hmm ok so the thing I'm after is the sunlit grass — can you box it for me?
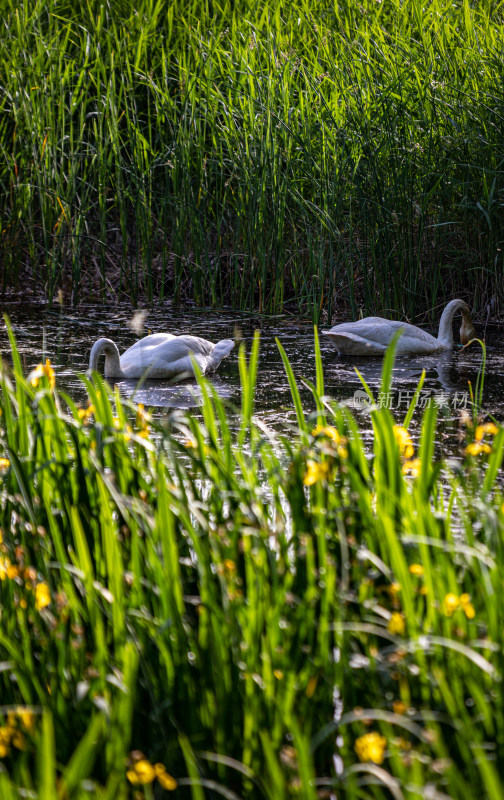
[0,321,503,798]
[1,0,503,316]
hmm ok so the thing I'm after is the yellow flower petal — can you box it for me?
[355,731,387,764]
[442,593,459,616]
[30,359,55,390]
[126,770,139,785]
[136,403,152,426]
[35,583,51,611]
[460,593,476,619]
[475,422,498,441]
[78,404,95,423]
[402,458,421,477]
[131,759,156,784]
[6,565,19,580]
[465,442,491,456]
[16,709,35,734]
[154,764,178,790]
[463,602,475,619]
[387,612,406,636]
[312,425,341,443]
[303,460,331,486]
[393,426,414,460]
[0,558,11,580]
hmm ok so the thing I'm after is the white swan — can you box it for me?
[323,299,476,356]
[89,333,235,379]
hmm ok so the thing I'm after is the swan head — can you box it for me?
[437,299,476,349]
[460,312,476,346]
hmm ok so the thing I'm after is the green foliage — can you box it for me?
[0,326,504,798]
[1,0,503,315]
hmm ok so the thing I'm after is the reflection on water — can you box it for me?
[333,351,456,391]
[116,376,235,409]
[1,304,502,449]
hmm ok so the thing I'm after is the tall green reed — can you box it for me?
[1,0,503,315]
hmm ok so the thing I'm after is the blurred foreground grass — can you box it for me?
[0,326,504,798]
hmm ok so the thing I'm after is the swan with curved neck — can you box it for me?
[323,299,476,356]
[89,333,235,379]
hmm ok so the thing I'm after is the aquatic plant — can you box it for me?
[0,324,504,798]
[1,0,503,318]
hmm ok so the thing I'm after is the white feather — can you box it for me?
[323,300,475,356]
[89,333,234,379]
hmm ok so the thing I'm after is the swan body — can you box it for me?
[89,333,235,379]
[323,299,476,356]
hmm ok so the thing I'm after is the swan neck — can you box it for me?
[89,338,123,377]
[437,300,468,347]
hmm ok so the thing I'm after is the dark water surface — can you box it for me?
[1,304,503,453]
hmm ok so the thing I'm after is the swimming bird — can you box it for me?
[323,299,476,356]
[89,333,235,379]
